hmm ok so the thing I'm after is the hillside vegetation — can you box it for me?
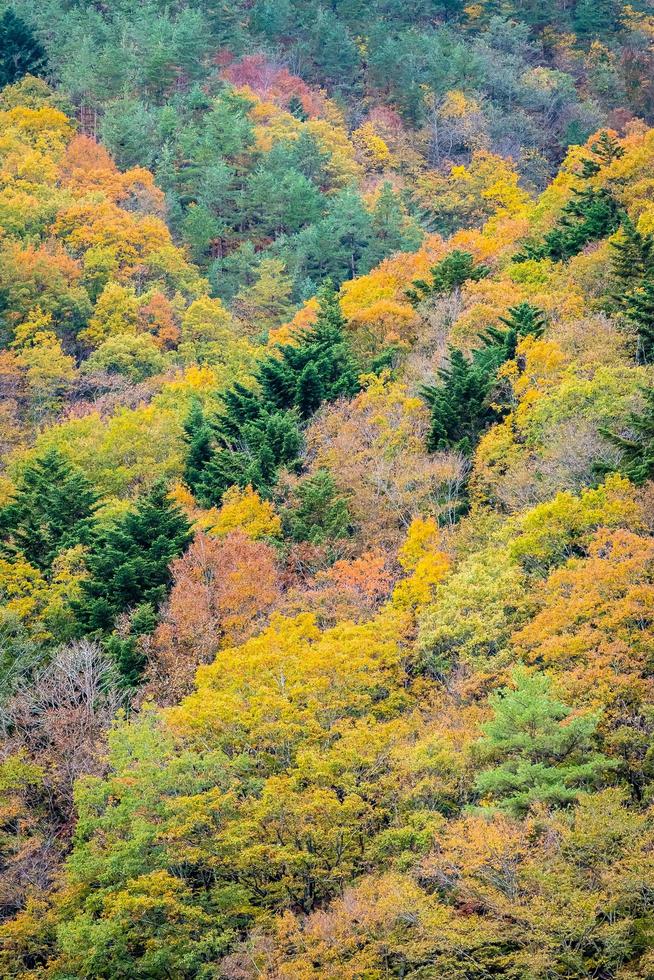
[0,2,653,978]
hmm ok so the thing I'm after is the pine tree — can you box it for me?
[296,362,324,419]
[406,250,490,304]
[474,669,613,815]
[422,347,499,455]
[183,400,215,497]
[518,187,622,262]
[578,130,624,179]
[283,469,352,544]
[0,449,98,571]
[0,10,47,88]
[627,280,654,364]
[602,386,654,485]
[610,218,654,309]
[517,146,623,263]
[497,302,547,348]
[74,484,192,636]
[188,283,358,506]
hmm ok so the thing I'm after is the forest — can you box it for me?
[0,0,653,976]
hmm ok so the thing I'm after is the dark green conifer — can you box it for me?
[627,280,654,363]
[296,362,324,419]
[0,449,98,571]
[407,250,490,304]
[0,10,47,88]
[602,387,654,485]
[182,400,214,497]
[517,187,622,262]
[422,348,499,455]
[74,483,191,636]
[610,218,654,308]
[283,469,352,544]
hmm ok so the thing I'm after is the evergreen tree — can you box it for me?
[406,250,490,304]
[183,400,215,497]
[0,449,97,571]
[602,386,654,485]
[578,130,624,178]
[474,669,613,815]
[610,218,654,309]
[104,602,158,688]
[73,484,191,636]
[0,10,47,88]
[197,409,303,506]
[517,187,622,262]
[422,347,500,455]
[283,470,352,545]
[497,301,547,349]
[296,362,324,419]
[626,280,654,364]
[184,286,358,506]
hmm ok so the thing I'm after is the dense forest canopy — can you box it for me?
[0,0,653,977]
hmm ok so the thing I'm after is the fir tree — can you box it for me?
[601,386,654,485]
[474,669,613,815]
[0,449,97,571]
[406,250,490,304]
[422,347,500,455]
[283,469,352,544]
[296,361,324,419]
[183,400,215,497]
[497,301,547,349]
[517,187,622,263]
[626,280,654,364]
[609,218,654,309]
[190,282,359,505]
[578,130,624,179]
[74,484,191,636]
[0,10,47,88]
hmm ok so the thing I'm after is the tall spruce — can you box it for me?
[516,132,623,263]
[187,282,359,505]
[626,280,654,364]
[609,217,654,308]
[73,484,191,635]
[183,399,215,497]
[0,449,97,571]
[517,187,622,262]
[422,348,500,456]
[423,302,546,456]
[406,250,490,304]
[0,10,47,88]
[602,386,654,485]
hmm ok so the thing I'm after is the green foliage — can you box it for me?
[578,130,624,178]
[283,470,352,544]
[474,669,614,814]
[0,450,97,571]
[407,250,490,304]
[609,217,654,309]
[517,135,624,261]
[602,386,654,485]
[83,334,167,382]
[517,186,622,262]
[188,283,359,505]
[422,303,545,456]
[182,399,214,499]
[73,484,191,641]
[625,280,654,365]
[423,347,501,456]
[0,11,47,88]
